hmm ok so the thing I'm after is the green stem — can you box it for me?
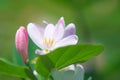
[26,63,38,80]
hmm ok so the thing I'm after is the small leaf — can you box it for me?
[36,44,104,77]
[36,56,54,78]
[0,58,36,79]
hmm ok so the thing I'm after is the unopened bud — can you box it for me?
[15,27,28,63]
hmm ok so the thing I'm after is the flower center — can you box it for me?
[42,37,55,49]
[44,48,49,53]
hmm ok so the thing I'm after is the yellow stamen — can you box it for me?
[43,38,46,45]
[45,48,49,53]
[42,37,55,48]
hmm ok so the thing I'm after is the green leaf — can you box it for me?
[0,59,36,79]
[13,46,25,66]
[28,37,39,61]
[36,44,104,77]
[36,56,54,78]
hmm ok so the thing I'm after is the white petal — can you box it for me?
[76,64,84,70]
[35,49,48,55]
[44,24,55,39]
[34,24,44,33]
[53,17,65,41]
[63,23,76,38]
[61,65,75,71]
[27,23,44,49]
[52,35,78,50]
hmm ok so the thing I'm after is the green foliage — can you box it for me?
[0,59,36,79]
[36,44,104,78]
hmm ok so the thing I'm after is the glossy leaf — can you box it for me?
[0,59,36,79]
[36,44,104,77]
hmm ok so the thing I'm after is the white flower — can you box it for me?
[27,17,78,55]
[52,64,85,80]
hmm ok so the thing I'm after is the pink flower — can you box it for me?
[27,17,78,55]
[15,27,28,63]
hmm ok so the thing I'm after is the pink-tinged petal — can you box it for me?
[57,17,65,27]
[15,27,28,63]
[27,23,44,49]
[34,24,44,34]
[35,49,48,55]
[53,17,65,41]
[51,35,78,50]
[44,24,55,39]
[63,23,76,38]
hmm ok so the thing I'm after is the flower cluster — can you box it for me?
[15,17,78,63]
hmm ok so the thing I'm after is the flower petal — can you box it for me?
[63,23,76,38]
[76,64,84,70]
[53,17,65,41]
[44,24,55,39]
[27,23,44,49]
[61,65,75,71]
[51,35,78,50]
[57,17,65,27]
[35,49,48,55]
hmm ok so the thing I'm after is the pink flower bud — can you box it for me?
[15,27,28,63]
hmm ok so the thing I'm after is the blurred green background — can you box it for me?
[0,0,120,80]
